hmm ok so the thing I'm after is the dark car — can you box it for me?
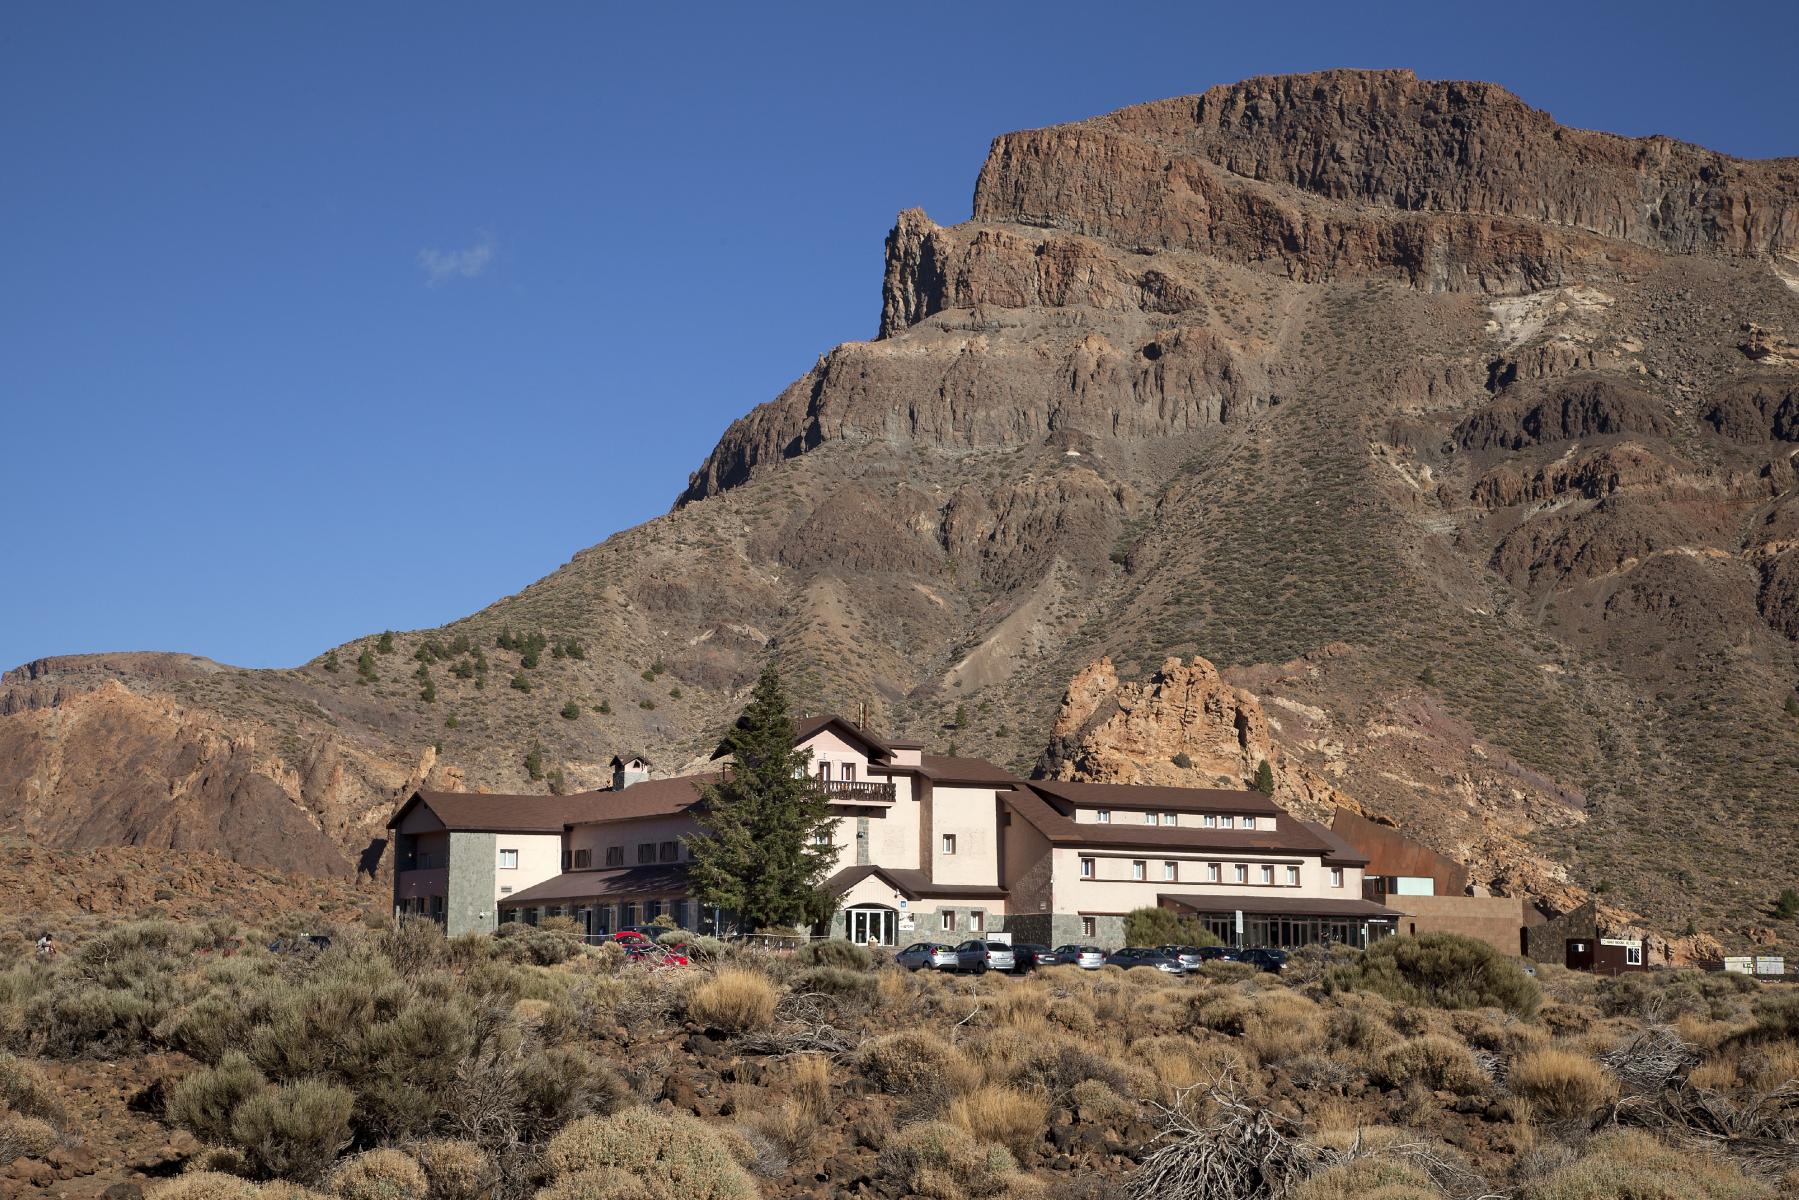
[1240,947,1289,973]
[1107,947,1186,975]
[894,942,959,971]
[1196,946,1242,962]
[1010,943,1060,972]
[1156,944,1209,972]
[1049,944,1108,969]
[951,940,1017,973]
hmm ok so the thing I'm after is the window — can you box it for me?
[941,834,957,855]
[1260,865,1275,885]
[1203,814,1218,828]
[1143,811,1156,824]
[574,849,591,869]
[1625,944,1643,966]
[1243,816,1256,830]
[1161,812,1177,826]
[429,894,444,916]
[546,906,562,918]
[605,846,624,867]
[619,902,637,927]
[659,840,679,863]
[1286,865,1300,886]
[842,761,856,783]
[637,843,655,865]
[523,908,539,926]
[499,848,518,870]
[499,885,512,895]
[1096,809,1111,824]
[1080,857,1095,878]
[1330,867,1344,888]
[1234,864,1248,883]
[1131,860,1146,880]
[1163,861,1178,881]
[1221,815,1235,829]
[817,761,832,781]
[561,851,571,871]
[812,830,832,846]
[941,911,956,932]
[1207,862,1221,882]
[644,900,662,920]
[970,911,984,932]
[1080,916,1096,938]
[673,899,688,929]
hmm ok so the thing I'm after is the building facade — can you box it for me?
[388,714,1402,948]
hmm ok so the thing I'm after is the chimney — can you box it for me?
[609,755,651,790]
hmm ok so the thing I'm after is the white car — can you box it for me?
[895,941,958,971]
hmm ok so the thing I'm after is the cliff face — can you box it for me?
[8,70,1799,950]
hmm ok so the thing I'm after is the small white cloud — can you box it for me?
[417,232,495,285]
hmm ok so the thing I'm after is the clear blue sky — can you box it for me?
[5,2,1795,670]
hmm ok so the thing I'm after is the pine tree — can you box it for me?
[1776,887,1799,921]
[524,743,544,781]
[356,648,377,682]
[560,700,580,720]
[321,650,340,673]
[1253,759,1275,795]
[376,631,395,655]
[687,665,837,932]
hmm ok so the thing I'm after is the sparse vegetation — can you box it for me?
[1327,932,1541,1018]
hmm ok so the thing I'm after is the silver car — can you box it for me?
[894,941,958,971]
[1051,944,1107,969]
[952,939,1016,973]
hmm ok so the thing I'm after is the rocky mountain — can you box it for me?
[6,69,1799,948]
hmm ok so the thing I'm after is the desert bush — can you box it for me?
[1046,995,1098,1035]
[494,923,581,967]
[1195,960,1259,985]
[1069,1078,1135,1127]
[687,969,779,1033]
[410,1139,495,1200]
[1326,933,1540,1019]
[1295,1157,1444,1200]
[791,965,876,998]
[876,1120,1033,1199]
[145,1171,271,1199]
[376,920,449,977]
[0,1050,64,1122]
[1520,1128,1773,1199]
[793,939,872,970]
[1242,991,1326,1065]
[945,1084,1048,1159]
[0,1110,59,1161]
[1509,1047,1618,1120]
[1748,990,1799,1041]
[26,982,161,1057]
[1600,970,1758,1023]
[1121,907,1219,948]
[516,1045,632,1134]
[541,1108,758,1200]
[1373,1035,1487,1095]
[231,1078,355,1181]
[168,1051,270,1144]
[325,1148,427,1200]
[854,1030,979,1097]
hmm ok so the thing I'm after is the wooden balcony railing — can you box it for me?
[818,780,896,803]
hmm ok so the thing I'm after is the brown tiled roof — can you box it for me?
[711,713,894,762]
[825,864,1008,900]
[1298,819,1371,868]
[499,863,691,905]
[920,754,1020,786]
[1006,786,1335,855]
[1028,779,1282,816]
[388,790,611,833]
[566,773,722,825]
[1159,893,1402,919]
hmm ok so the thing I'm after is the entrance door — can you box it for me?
[845,905,896,946]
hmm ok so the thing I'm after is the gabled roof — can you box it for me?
[387,789,610,833]
[565,773,723,825]
[871,753,1020,787]
[609,753,652,768]
[1028,778,1282,816]
[1005,785,1336,856]
[711,713,893,762]
[825,863,1008,900]
[1298,818,1371,868]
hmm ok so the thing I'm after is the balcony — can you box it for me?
[818,780,896,805]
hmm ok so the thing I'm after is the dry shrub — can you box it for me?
[1128,1078,1335,1200]
[686,969,779,1034]
[0,1051,64,1123]
[1520,1128,1774,1199]
[1510,1048,1617,1120]
[325,1149,427,1200]
[1448,1008,1548,1057]
[1373,1035,1487,1095]
[875,969,912,1009]
[231,1079,356,1182]
[743,1055,832,1161]
[1324,999,1402,1054]
[541,1108,758,1200]
[1069,1079,1135,1128]
[1294,1157,1444,1200]
[0,1110,59,1161]
[1047,995,1098,1035]
[147,1172,270,1200]
[945,1084,1048,1160]
[876,1120,1038,1200]
[1688,1059,1739,1091]
[410,1139,495,1200]
[1327,933,1540,1019]
[853,1030,978,1097]
[1243,991,1325,1065]
[1189,991,1252,1035]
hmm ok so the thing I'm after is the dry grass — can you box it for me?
[323,1149,426,1200]
[1509,1048,1618,1121]
[945,1084,1048,1160]
[1373,1035,1488,1096]
[686,968,778,1034]
[1519,1128,1774,1199]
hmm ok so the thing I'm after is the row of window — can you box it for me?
[1077,858,1346,888]
[1091,809,1264,830]
[512,897,690,930]
[939,909,986,932]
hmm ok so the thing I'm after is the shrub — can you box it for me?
[541,1108,758,1200]
[791,966,875,998]
[854,1030,978,1096]
[0,1111,59,1162]
[944,1084,1047,1160]
[1509,1048,1617,1120]
[1326,933,1541,1018]
[793,939,873,970]
[1750,990,1799,1041]
[1520,1128,1773,1199]
[325,1149,427,1200]
[1295,1158,1442,1200]
[0,1050,64,1122]
[686,969,779,1033]
[146,1172,267,1200]
[411,1139,496,1200]
[1121,906,1219,948]
[1069,1078,1134,1127]
[168,1051,269,1146]
[1373,1035,1487,1095]
[26,982,160,1057]
[876,1120,1027,1199]
[230,1078,355,1181]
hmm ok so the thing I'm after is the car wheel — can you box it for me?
[974,960,988,974]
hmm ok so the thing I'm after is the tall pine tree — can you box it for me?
[687,665,837,932]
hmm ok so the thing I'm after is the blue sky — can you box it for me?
[4,2,1795,670]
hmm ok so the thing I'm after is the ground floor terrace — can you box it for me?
[1160,893,1402,950]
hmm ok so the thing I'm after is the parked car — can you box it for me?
[894,941,959,971]
[1050,944,1108,969]
[1107,947,1186,975]
[623,942,689,969]
[951,940,1017,973]
[1196,946,1242,963]
[1010,943,1061,972]
[1156,944,1210,972]
[613,925,669,943]
[1240,947,1289,973]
